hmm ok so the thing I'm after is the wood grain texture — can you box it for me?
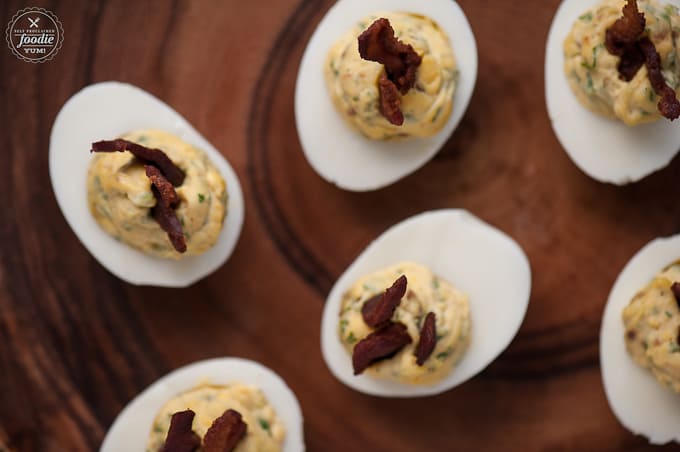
[1,0,679,450]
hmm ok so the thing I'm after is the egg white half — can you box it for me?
[320,209,531,397]
[545,0,680,185]
[99,357,305,451]
[49,81,244,287]
[295,0,478,192]
[600,235,680,444]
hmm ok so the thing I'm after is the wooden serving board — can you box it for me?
[1,0,679,450]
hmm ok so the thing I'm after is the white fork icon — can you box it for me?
[28,17,40,28]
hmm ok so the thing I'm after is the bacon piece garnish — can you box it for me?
[358,18,422,93]
[146,165,187,253]
[161,410,200,452]
[358,18,422,124]
[639,38,680,120]
[92,139,185,186]
[604,0,680,119]
[202,409,248,452]
[378,73,404,125]
[146,164,179,206]
[91,137,188,253]
[605,0,645,79]
[672,282,680,308]
[362,275,407,329]
[352,322,412,375]
[415,312,437,366]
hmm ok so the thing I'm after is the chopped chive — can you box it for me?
[258,418,271,432]
[431,106,443,123]
[585,72,594,92]
[198,193,206,203]
[436,351,450,360]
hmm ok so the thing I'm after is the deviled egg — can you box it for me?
[100,358,305,451]
[338,262,471,385]
[601,235,680,444]
[49,82,244,287]
[324,12,457,140]
[88,130,228,260]
[295,0,477,191]
[321,209,531,397]
[545,0,680,184]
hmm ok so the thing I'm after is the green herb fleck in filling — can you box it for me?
[436,349,452,360]
[581,44,602,70]
[340,319,349,334]
[258,418,271,433]
[579,12,593,22]
[431,106,443,123]
[330,60,339,76]
[151,243,166,252]
[585,72,594,93]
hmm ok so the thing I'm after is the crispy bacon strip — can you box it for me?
[605,0,646,81]
[617,46,646,82]
[360,294,381,318]
[352,322,412,375]
[146,165,187,253]
[415,312,437,366]
[639,37,680,120]
[378,73,404,125]
[358,18,422,93]
[161,410,200,452]
[362,275,407,329]
[146,164,180,206]
[358,18,421,124]
[604,0,680,119]
[91,139,185,186]
[605,0,645,56]
[90,137,187,253]
[202,409,248,452]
